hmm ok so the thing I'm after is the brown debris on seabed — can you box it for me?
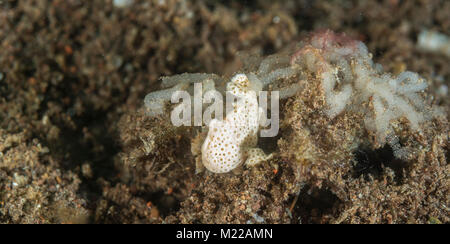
[0,0,448,223]
[0,129,90,223]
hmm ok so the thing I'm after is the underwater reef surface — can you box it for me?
[0,0,448,224]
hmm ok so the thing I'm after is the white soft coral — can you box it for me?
[201,74,272,173]
[354,64,429,142]
[291,30,438,144]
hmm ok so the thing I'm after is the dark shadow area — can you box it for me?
[0,72,7,99]
[46,106,121,206]
[352,145,409,185]
[291,184,341,224]
[258,133,281,155]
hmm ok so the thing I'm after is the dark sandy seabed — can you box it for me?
[0,0,448,224]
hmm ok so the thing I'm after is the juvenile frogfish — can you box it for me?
[201,74,272,173]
